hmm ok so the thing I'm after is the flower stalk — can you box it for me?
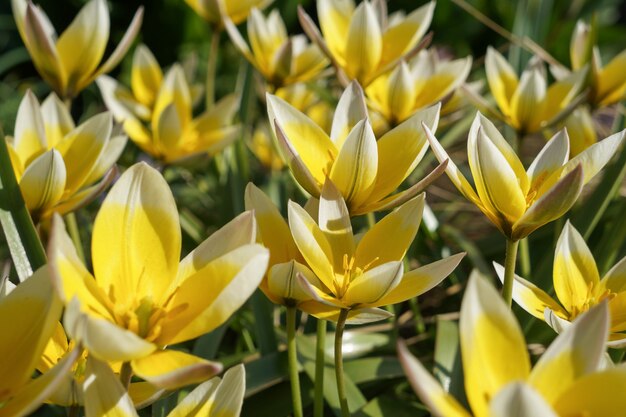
[502,239,520,307]
[286,305,303,417]
[314,318,326,417]
[335,309,350,417]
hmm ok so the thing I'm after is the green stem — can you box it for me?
[286,306,303,417]
[68,404,80,417]
[518,237,531,278]
[119,362,133,390]
[502,239,520,307]
[314,318,326,417]
[0,129,47,280]
[65,212,85,263]
[205,29,221,110]
[335,309,350,417]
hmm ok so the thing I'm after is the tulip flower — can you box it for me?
[185,0,272,27]
[399,274,626,417]
[563,106,597,156]
[0,266,80,417]
[6,90,126,222]
[267,81,446,215]
[366,50,472,126]
[49,162,269,390]
[12,0,142,99]
[568,19,626,107]
[224,8,328,88]
[299,0,435,86]
[496,221,626,347]
[80,355,245,417]
[98,49,240,163]
[485,47,586,135]
[425,112,625,241]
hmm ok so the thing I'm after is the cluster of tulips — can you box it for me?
[1,0,626,416]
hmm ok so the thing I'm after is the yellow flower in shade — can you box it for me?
[267,81,445,215]
[366,49,472,126]
[249,124,285,171]
[424,112,625,240]
[184,0,272,27]
[496,221,626,347]
[485,47,586,135]
[0,266,80,417]
[562,106,597,156]
[6,90,126,222]
[77,354,245,417]
[98,47,240,163]
[275,83,334,133]
[49,162,269,390]
[299,0,435,86]
[284,179,464,323]
[11,0,142,99]
[224,8,328,88]
[399,274,626,417]
[569,19,626,107]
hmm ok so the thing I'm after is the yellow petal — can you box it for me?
[82,356,139,417]
[318,179,355,266]
[377,253,465,306]
[37,322,68,373]
[40,93,74,147]
[541,69,586,126]
[55,112,111,194]
[344,261,403,306]
[386,61,417,123]
[0,266,62,399]
[158,244,269,345]
[248,9,287,76]
[529,302,609,404]
[266,93,335,188]
[554,367,626,417]
[13,90,47,166]
[485,47,519,118]
[83,134,127,186]
[317,0,353,65]
[131,44,163,107]
[526,129,570,192]
[564,107,597,157]
[596,49,626,106]
[267,261,320,305]
[369,104,440,204]
[245,183,299,266]
[19,149,66,214]
[0,346,80,417]
[553,221,600,314]
[330,81,368,147]
[397,341,472,417]
[52,166,117,216]
[356,194,424,269]
[570,20,591,71]
[608,292,626,333]
[344,1,382,81]
[493,262,567,321]
[511,69,547,132]
[154,102,184,157]
[601,256,626,293]
[489,383,558,417]
[288,200,336,290]
[413,56,473,111]
[460,274,530,417]
[94,6,144,78]
[56,0,109,96]
[153,65,192,131]
[92,163,181,309]
[131,350,221,390]
[167,364,246,417]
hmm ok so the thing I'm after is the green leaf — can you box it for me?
[433,318,468,407]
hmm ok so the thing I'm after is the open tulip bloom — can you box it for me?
[0,266,80,417]
[184,0,273,27]
[12,0,143,99]
[6,90,126,222]
[485,47,586,135]
[224,8,329,88]
[424,112,625,241]
[399,274,626,417]
[98,47,241,163]
[267,81,446,216]
[49,163,269,390]
[299,0,435,86]
[285,179,464,323]
[496,221,626,347]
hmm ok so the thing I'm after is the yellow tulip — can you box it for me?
[399,274,626,417]
[78,354,245,417]
[0,266,80,417]
[424,112,625,240]
[98,48,240,163]
[267,81,445,215]
[6,90,126,222]
[249,124,285,171]
[224,8,328,88]
[562,106,597,156]
[569,19,626,107]
[299,0,435,86]
[185,0,272,27]
[366,50,472,126]
[12,0,142,99]
[496,220,626,347]
[485,47,585,135]
[275,83,334,133]
[49,162,269,390]
[285,179,464,323]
